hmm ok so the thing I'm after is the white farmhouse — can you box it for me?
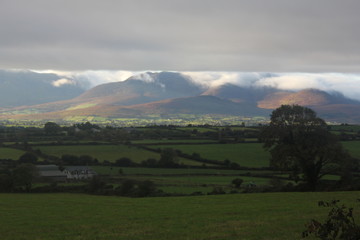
[64,166,97,180]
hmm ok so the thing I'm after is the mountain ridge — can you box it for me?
[1,71,360,123]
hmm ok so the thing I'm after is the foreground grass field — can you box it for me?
[1,192,359,240]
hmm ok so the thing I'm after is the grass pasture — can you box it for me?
[342,141,360,159]
[93,166,285,194]
[36,144,158,163]
[131,139,217,144]
[0,192,359,240]
[149,143,270,168]
[93,166,263,176]
[0,147,26,160]
[35,144,205,166]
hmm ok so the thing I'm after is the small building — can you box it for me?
[36,165,67,182]
[64,166,97,180]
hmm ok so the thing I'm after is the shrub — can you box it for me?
[302,200,360,239]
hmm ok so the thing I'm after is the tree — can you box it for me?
[12,164,39,192]
[115,157,134,167]
[158,148,179,168]
[231,178,243,188]
[261,105,348,189]
[44,122,61,135]
[18,152,38,164]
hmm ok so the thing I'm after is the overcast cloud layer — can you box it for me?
[1,0,360,72]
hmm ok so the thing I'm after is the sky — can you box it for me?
[1,1,360,99]
[1,0,359,72]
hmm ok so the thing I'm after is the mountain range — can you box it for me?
[1,71,360,123]
[0,70,85,108]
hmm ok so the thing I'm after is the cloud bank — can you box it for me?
[1,0,360,72]
[36,70,360,101]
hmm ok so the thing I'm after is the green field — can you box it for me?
[92,166,285,194]
[131,139,217,144]
[0,192,359,240]
[36,145,159,163]
[342,141,360,158]
[150,143,270,168]
[0,147,26,160]
[93,166,265,176]
[35,145,204,166]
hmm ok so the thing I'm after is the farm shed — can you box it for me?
[36,165,67,182]
[64,166,97,180]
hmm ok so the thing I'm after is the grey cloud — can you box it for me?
[1,0,360,72]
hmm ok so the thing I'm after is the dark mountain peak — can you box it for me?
[127,71,201,93]
[75,71,203,105]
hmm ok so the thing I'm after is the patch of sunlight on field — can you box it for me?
[67,103,97,110]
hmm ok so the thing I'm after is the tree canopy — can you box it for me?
[261,105,348,189]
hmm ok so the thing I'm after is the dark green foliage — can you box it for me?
[117,179,135,196]
[261,105,348,189]
[0,173,13,192]
[303,200,360,239]
[115,157,135,167]
[141,158,158,168]
[208,186,225,195]
[12,164,38,192]
[60,154,98,165]
[87,176,106,194]
[44,122,61,135]
[114,179,159,197]
[158,148,179,168]
[18,152,38,164]
[74,122,100,131]
[231,178,243,188]
[137,180,156,197]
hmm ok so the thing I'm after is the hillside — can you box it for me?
[0,70,85,107]
[1,72,360,123]
[75,72,203,105]
[258,88,358,109]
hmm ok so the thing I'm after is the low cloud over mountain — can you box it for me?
[1,70,360,123]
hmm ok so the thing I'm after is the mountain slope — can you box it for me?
[203,83,282,103]
[0,70,85,107]
[75,72,203,106]
[125,95,271,116]
[2,71,360,124]
[258,88,359,109]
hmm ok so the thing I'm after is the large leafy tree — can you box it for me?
[261,105,348,189]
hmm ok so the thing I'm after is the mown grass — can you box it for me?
[0,192,359,240]
[0,147,26,160]
[150,143,270,168]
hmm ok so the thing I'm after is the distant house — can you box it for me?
[64,166,97,180]
[36,165,67,182]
